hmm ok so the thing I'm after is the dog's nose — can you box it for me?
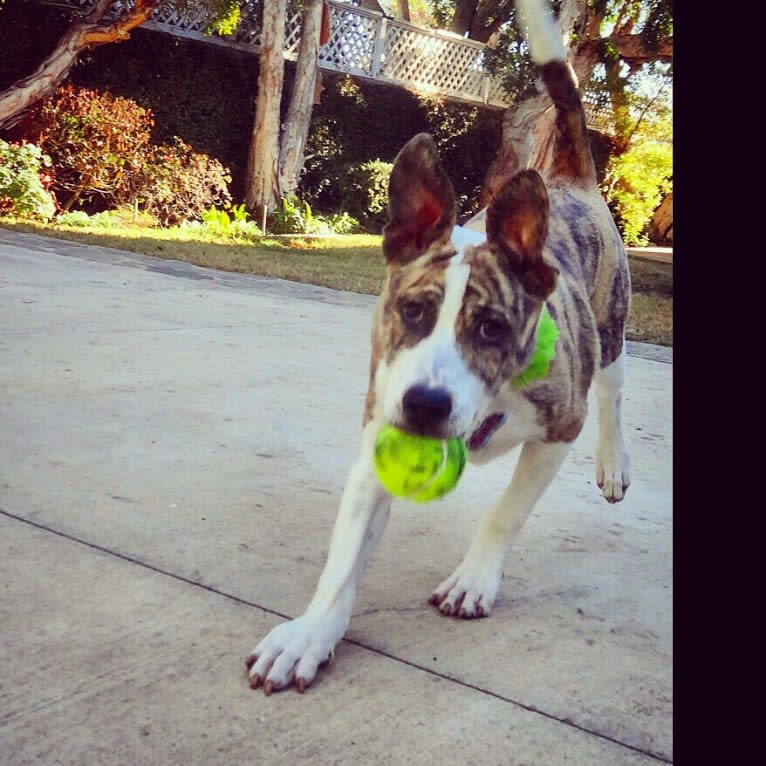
[402,385,452,435]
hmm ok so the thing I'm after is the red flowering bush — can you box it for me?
[22,84,231,224]
[35,84,154,212]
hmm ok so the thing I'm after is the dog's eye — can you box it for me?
[401,301,426,325]
[478,317,508,344]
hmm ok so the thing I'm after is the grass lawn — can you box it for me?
[0,218,672,346]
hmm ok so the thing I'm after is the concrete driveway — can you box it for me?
[0,228,672,765]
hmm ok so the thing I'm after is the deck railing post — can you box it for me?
[371,16,388,79]
[482,75,491,104]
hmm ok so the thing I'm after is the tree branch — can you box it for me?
[577,32,672,70]
[81,0,157,45]
[609,31,672,64]
[0,0,158,129]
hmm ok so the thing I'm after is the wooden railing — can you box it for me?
[31,0,612,126]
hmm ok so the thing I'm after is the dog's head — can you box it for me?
[368,133,560,446]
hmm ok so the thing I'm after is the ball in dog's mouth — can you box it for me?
[374,424,466,502]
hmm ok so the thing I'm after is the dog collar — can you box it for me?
[512,304,559,388]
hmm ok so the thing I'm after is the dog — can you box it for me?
[245,0,631,695]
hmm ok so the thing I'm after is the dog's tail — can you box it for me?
[516,0,597,185]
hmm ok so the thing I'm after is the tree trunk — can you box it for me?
[649,191,672,244]
[450,1,512,43]
[451,0,477,38]
[277,0,324,199]
[479,0,585,206]
[395,0,411,22]
[0,0,157,131]
[478,91,557,209]
[480,0,611,207]
[477,0,671,211]
[245,0,287,223]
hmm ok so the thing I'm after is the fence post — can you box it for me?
[371,16,388,78]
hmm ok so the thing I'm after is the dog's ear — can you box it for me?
[382,133,456,266]
[486,170,558,299]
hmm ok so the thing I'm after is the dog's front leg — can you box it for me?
[246,422,391,694]
[430,440,571,618]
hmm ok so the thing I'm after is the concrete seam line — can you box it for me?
[0,507,671,764]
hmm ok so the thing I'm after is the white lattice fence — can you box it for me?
[27,0,618,127]
[581,90,614,134]
[318,5,379,77]
[381,23,489,101]
[314,5,503,105]
[32,0,513,108]
[151,3,214,35]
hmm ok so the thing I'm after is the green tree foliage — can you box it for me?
[606,140,671,245]
[382,0,673,243]
[603,94,671,245]
[429,0,516,42]
[461,0,672,244]
[639,0,673,53]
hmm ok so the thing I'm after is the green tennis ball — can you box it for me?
[374,424,467,503]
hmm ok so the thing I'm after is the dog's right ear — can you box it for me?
[382,134,456,266]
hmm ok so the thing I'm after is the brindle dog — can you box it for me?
[246,0,631,695]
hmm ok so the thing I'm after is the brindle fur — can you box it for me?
[365,59,630,444]
[455,245,540,392]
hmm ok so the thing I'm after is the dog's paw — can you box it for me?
[245,614,344,695]
[596,438,631,503]
[428,558,503,618]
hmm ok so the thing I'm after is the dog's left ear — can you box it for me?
[486,170,558,299]
[382,133,456,266]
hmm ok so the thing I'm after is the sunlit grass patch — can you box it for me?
[1,217,671,345]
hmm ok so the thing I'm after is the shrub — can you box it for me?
[269,195,322,234]
[55,210,92,227]
[35,84,154,212]
[269,194,360,235]
[23,85,232,225]
[325,211,361,235]
[56,206,159,229]
[198,203,262,239]
[0,139,56,219]
[337,159,393,232]
[127,137,232,226]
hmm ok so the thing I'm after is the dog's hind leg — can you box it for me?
[595,343,631,502]
[430,440,571,618]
